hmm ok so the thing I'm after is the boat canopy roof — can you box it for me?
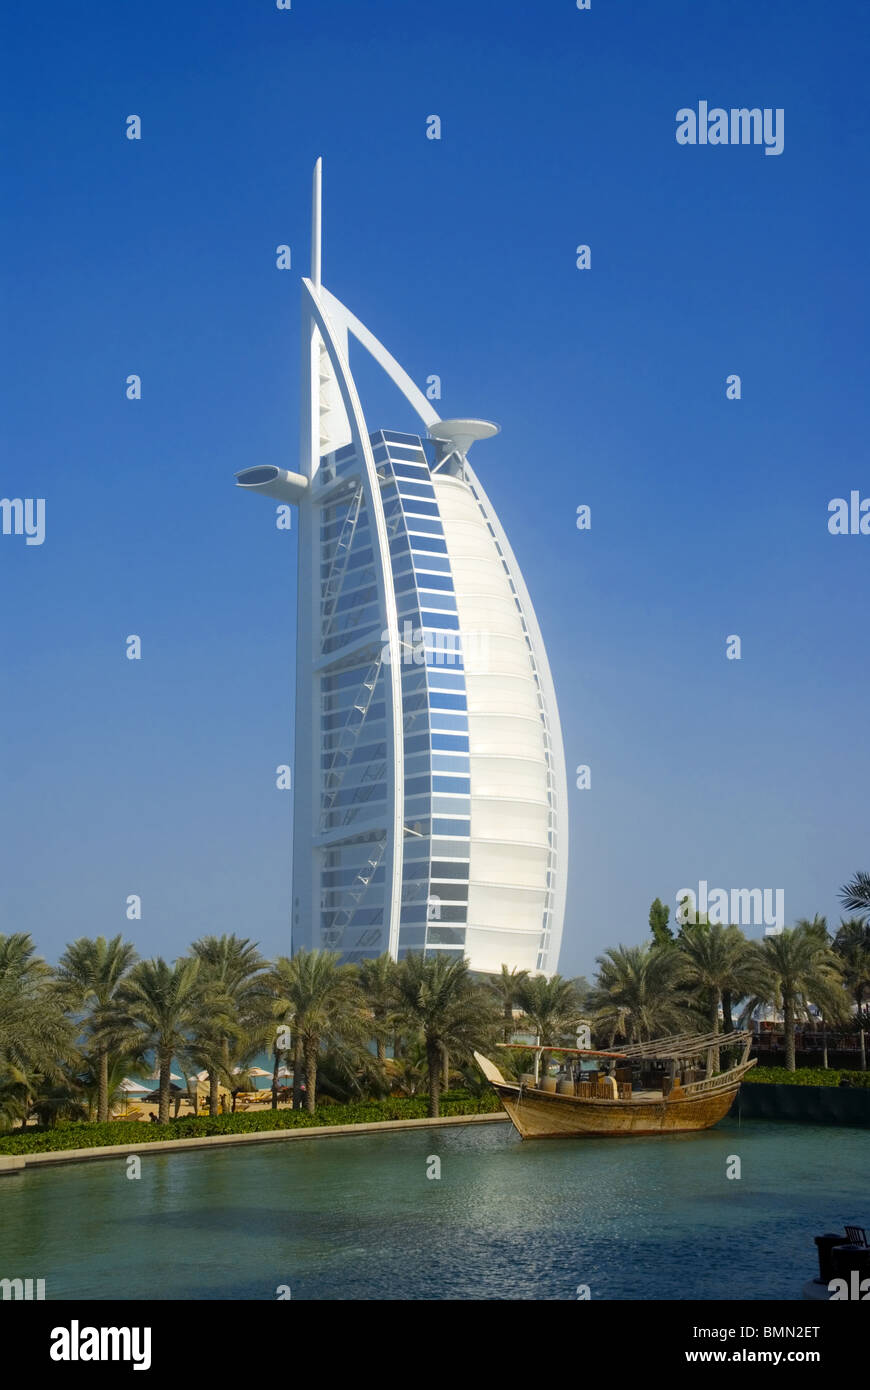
[617,1029,751,1060]
[497,1029,752,1062]
[497,1044,627,1059]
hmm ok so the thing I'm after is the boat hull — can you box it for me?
[491,1082,740,1139]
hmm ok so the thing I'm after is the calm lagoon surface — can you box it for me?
[1,1117,866,1300]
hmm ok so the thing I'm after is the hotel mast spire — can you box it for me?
[311,157,322,289]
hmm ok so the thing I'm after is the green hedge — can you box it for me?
[744,1066,870,1088]
[0,1091,503,1155]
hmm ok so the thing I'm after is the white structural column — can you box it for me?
[300,278,406,960]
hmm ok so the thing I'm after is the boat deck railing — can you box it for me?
[509,1058,756,1103]
[679,1058,757,1096]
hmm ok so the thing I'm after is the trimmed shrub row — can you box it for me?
[743,1066,870,1088]
[0,1092,503,1154]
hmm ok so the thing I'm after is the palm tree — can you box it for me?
[588,943,691,1045]
[516,973,585,1079]
[386,1040,427,1097]
[107,957,212,1123]
[487,965,530,1044]
[358,953,398,1063]
[191,935,269,1116]
[678,923,760,1073]
[840,871,870,919]
[832,919,870,1069]
[29,1067,90,1128]
[315,1042,389,1102]
[393,954,498,1117]
[268,955,305,1110]
[54,935,138,1123]
[0,934,73,1130]
[270,950,366,1113]
[749,923,846,1071]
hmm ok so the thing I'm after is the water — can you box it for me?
[1,1117,866,1300]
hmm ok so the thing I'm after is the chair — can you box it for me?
[845,1225,868,1246]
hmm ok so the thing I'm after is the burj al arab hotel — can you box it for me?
[236,162,568,976]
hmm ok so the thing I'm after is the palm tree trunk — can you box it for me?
[208,1067,218,1117]
[856,993,867,1071]
[722,989,734,1036]
[784,995,796,1072]
[503,1001,513,1045]
[442,1044,449,1092]
[292,1037,303,1110]
[97,1045,109,1124]
[159,1050,171,1124]
[426,1039,441,1119]
[376,1032,386,1065]
[271,1044,281,1111]
[708,993,720,1075]
[303,1038,318,1114]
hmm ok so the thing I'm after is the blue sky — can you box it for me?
[2,0,868,978]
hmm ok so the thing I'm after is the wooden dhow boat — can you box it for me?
[474,1030,757,1139]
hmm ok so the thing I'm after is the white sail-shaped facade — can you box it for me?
[237,162,568,974]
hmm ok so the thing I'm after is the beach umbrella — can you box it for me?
[248,1067,272,1078]
[118,1078,150,1115]
[147,1069,181,1081]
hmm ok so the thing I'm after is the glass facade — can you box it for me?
[311,428,560,970]
[316,431,472,963]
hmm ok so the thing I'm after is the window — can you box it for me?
[432,776,470,795]
[431,795,470,815]
[398,928,427,947]
[431,753,469,774]
[427,669,465,690]
[404,733,429,755]
[392,462,430,480]
[400,500,440,518]
[416,573,454,592]
[426,929,466,946]
[413,555,451,573]
[430,716,468,734]
[400,905,428,924]
[431,734,469,752]
[402,860,429,880]
[432,818,471,837]
[405,775,431,797]
[421,610,459,629]
[425,647,463,670]
[431,861,470,879]
[429,839,470,858]
[428,691,466,711]
[410,536,448,554]
[427,881,467,901]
